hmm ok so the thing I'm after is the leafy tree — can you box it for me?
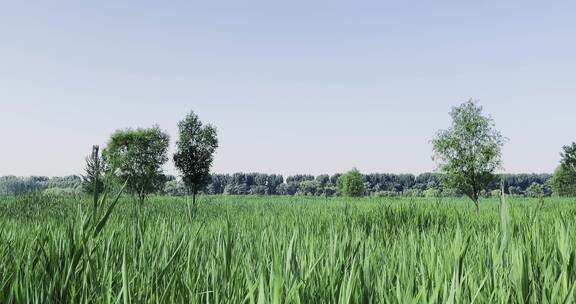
[224,173,249,195]
[561,142,576,173]
[501,173,551,194]
[173,111,218,206]
[286,175,315,183]
[81,145,104,195]
[277,182,298,196]
[315,174,330,188]
[525,183,544,198]
[432,100,505,212]
[207,174,230,194]
[297,180,320,196]
[0,176,42,195]
[103,126,170,204]
[550,166,576,197]
[266,174,284,195]
[249,185,267,195]
[330,174,342,186]
[337,168,365,197]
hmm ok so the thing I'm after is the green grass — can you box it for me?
[1,194,576,303]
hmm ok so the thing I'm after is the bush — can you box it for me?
[337,169,365,197]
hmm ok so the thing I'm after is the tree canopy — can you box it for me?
[173,111,218,205]
[103,126,170,204]
[432,100,505,211]
[561,142,576,173]
[337,168,365,197]
[550,165,576,197]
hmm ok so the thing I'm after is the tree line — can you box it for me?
[0,172,557,197]
[2,101,575,206]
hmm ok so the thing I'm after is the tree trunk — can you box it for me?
[192,190,196,206]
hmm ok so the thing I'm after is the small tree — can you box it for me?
[173,111,218,206]
[103,126,170,205]
[561,142,576,173]
[432,100,505,212]
[337,168,365,197]
[550,166,576,197]
[81,145,104,195]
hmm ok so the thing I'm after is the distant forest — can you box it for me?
[0,173,552,198]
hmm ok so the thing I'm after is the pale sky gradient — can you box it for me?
[1,1,575,177]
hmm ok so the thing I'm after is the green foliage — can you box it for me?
[432,100,505,211]
[337,168,365,197]
[323,185,337,197]
[561,142,576,173]
[81,145,104,194]
[424,187,441,198]
[296,180,321,196]
[173,111,218,204]
[0,176,83,196]
[103,126,170,204]
[0,176,43,195]
[550,166,576,197]
[525,182,544,198]
[1,172,552,198]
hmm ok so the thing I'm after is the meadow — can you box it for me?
[1,194,576,303]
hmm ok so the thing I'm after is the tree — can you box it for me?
[525,183,544,198]
[277,182,298,196]
[266,174,284,195]
[432,100,505,212]
[298,180,320,196]
[550,166,576,197]
[173,111,218,206]
[81,145,104,195]
[103,126,170,205]
[324,186,337,197]
[561,143,576,173]
[337,168,365,197]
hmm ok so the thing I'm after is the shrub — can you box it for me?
[337,169,365,197]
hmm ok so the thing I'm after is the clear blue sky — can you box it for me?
[1,1,575,177]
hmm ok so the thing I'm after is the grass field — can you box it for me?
[1,194,576,303]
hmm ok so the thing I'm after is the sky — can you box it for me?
[1,1,575,177]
